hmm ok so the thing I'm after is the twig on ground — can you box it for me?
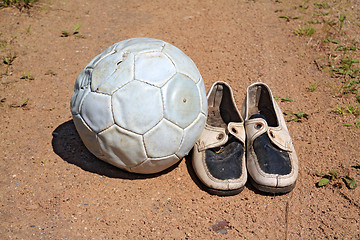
[285,201,289,240]
[338,191,360,209]
[314,60,322,71]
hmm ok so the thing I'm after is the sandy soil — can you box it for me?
[0,0,359,239]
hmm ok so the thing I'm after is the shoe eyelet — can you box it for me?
[217,133,225,140]
[254,123,263,130]
[270,130,275,138]
[231,127,237,134]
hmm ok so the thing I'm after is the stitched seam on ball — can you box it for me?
[142,135,149,158]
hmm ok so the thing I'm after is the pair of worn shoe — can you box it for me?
[192,82,298,195]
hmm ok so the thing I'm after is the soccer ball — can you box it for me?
[70,38,207,174]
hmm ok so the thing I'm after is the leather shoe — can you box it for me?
[242,82,298,193]
[192,81,247,195]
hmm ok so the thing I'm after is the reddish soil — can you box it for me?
[1,0,359,239]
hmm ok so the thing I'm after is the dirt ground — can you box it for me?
[1,0,359,239]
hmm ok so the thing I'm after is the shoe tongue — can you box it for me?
[249,114,266,120]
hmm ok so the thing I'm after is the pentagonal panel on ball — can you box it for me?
[98,125,147,169]
[134,52,176,87]
[91,51,126,91]
[72,114,104,158]
[144,119,183,158]
[162,43,201,83]
[80,92,114,133]
[162,73,201,129]
[112,80,163,134]
[96,53,135,94]
[176,113,206,158]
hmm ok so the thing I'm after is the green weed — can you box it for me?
[332,57,359,78]
[281,97,293,102]
[3,53,16,65]
[334,105,346,115]
[25,25,31,34]
[314,2,330,9]
[341,80,359,95]
[335,45,356,52]
[294,26,315,36]
[10,98,28,108]
[61,24,84,38]
[299,1,308,10]
[345,105,359,116]
[334,104,359,116]
[307,82,320,92]
[315,169,356,189]
[20,72,34,81]
[0,97,6,107]
[343,121,360,129]
[279,15,299,21]
[284,111,308,122]
[339,14,346,32]
[324,37,339,44]
[315,12,329,16]
[325,19,336,27]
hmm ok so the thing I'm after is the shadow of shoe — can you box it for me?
[52,120,178,180]
[245,176,293,196]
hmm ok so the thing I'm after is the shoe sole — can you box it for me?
[206,186,245,196]
[249,177,296,194]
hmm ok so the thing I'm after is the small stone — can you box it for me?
[211,220,230,234]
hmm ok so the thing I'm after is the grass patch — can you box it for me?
[332,57,359,78]
[335,45,356,52]
[334,104,359,116]
[294,25,315,36]
[284,111,308,122]
[341,80,359,95]
[0,0,37,10]
[307,82,320,92]
[314,2,330,9]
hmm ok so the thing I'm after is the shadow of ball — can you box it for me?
[52,120,179,179]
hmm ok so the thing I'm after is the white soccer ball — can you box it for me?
[70,38,207,174]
